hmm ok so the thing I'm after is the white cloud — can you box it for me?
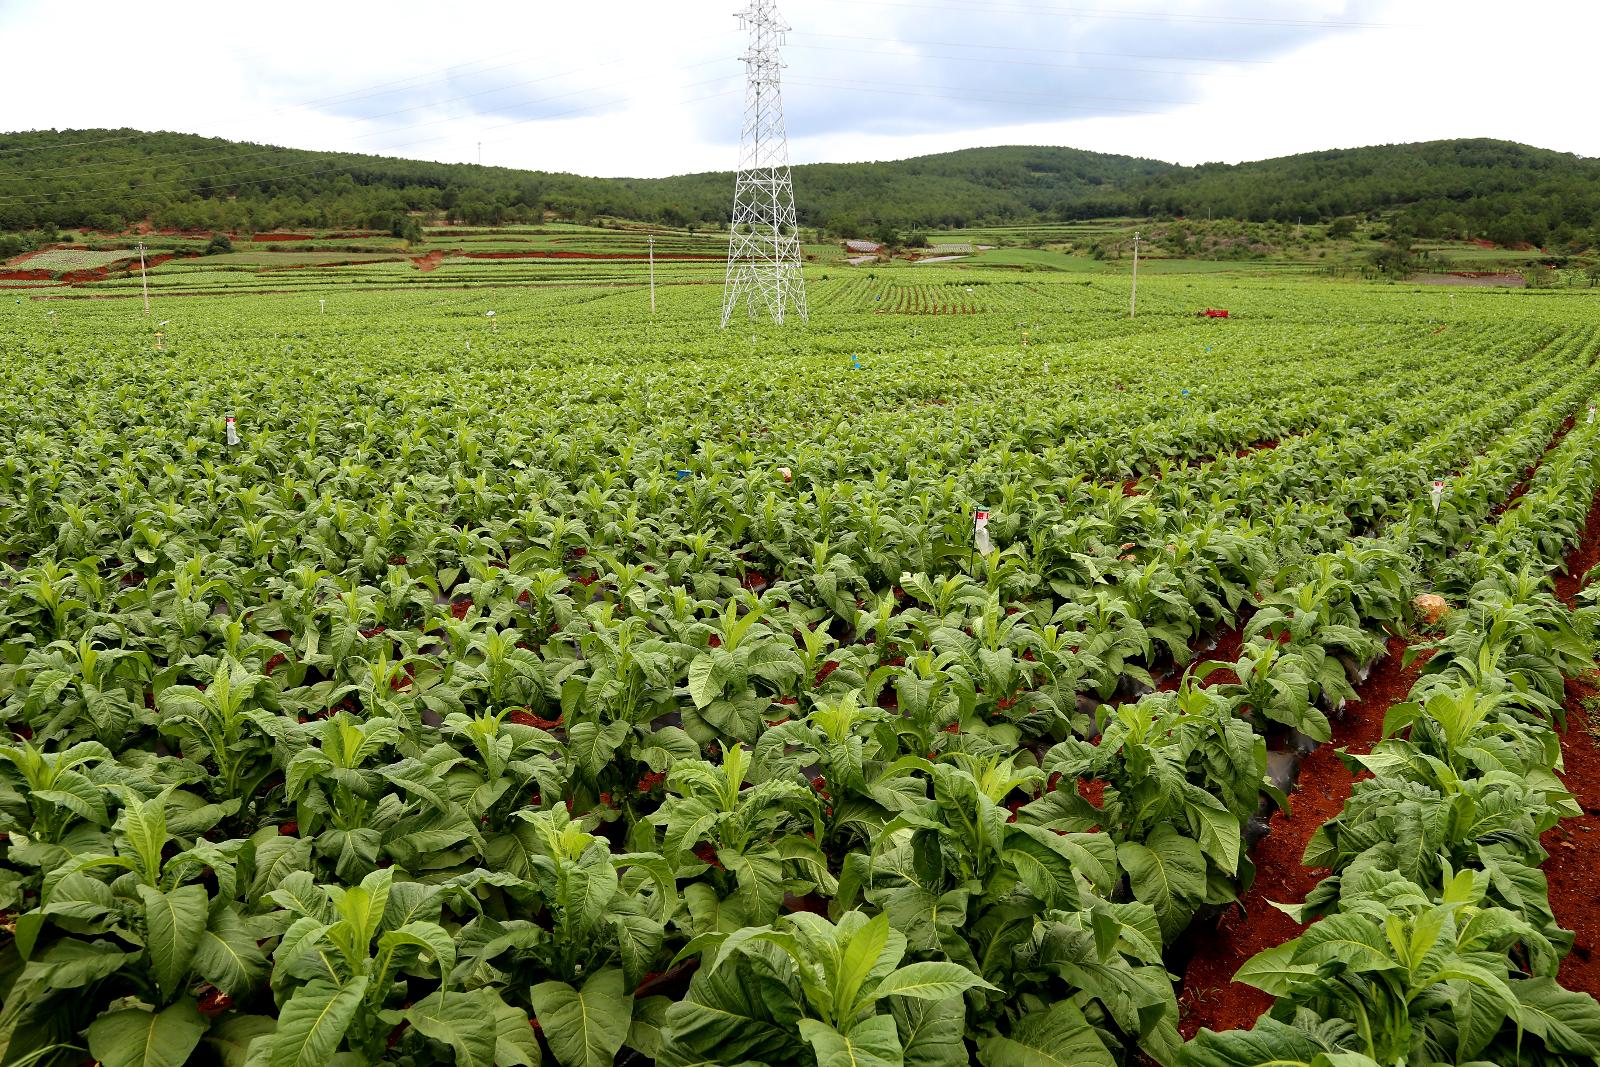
[0,0,1593,177]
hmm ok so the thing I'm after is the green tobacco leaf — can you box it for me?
[874,961,995,1002]
[138,883,209,1001]
[378,921,457,986]
[407,988,501,1067]
[977,1001,1114,1067]
[194,907,270,998]
[798,1015,903,1067]
[29,936,141,989]
[1188,798,1242,876]
[529,968,631,1067]
[268,976,370,1067]
[88,998,207,1067]
[567,720,629,780]
[658,955,794,1066]
[720,844,786,920]
[1003,824,1085,910]
[492,996,541,1066]
[686,653,726,709]
[1296,914,1395,974]
[892,995,967,1067]
[836,910,895,1020]
[1231,942,1316,997]
[1176,1017,1326,1067]
[249,836,312,901]
[1513,976,1600,1055]
[1117,827,1205,942]
[203,1014,277,1067]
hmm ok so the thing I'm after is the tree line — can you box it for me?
[0,130,1596,251]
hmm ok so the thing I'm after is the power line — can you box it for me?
[790,29,1278,65]
[810,0,1409,30]
[790,41,1248,79]
[789,75,1184,113]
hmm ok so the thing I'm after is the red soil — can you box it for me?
[251,233,316,242]
[1178,636,1432,1038]
[1555,490,1600,604]
[1156,617,1249,693]
[412,251,445,272]
[1543,489,1600,996]
[1544,675,1600,997]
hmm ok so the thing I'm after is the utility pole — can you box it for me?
[721,0,808,327]
[648,234,656,315]
[137,241,150,315]
[1129,231,1141,319]
[477,141,482,166]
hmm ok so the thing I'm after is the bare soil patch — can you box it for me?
[1414,272,1525,288]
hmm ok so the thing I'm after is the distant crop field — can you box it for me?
[13,248,139,271]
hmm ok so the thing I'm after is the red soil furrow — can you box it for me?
[1493,414,1576,518]
[1544,675,1600,997]
[1554,490,1600,605]
[1543,489,1600,997]
[1177,635,1432,1038]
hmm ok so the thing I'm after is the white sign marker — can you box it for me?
[974,509,992,555]
[225,416,241,448]
[1430,479,1444,512]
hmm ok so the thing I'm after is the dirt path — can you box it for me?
[1543,489,1600,996]
[1544,675,1600,996]
[1177,636,1431,1037]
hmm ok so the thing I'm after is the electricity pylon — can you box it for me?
[720,0,808,328]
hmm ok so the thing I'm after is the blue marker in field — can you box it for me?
[676,470,692,481]
[851,355,862,370]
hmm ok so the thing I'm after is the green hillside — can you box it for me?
[1135,139,1600,247]
[1,129,1597,249]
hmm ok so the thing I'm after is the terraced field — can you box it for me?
[4,272,1600,1067]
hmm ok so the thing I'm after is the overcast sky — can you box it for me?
[0,0,1593,176]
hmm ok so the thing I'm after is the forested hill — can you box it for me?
[2,129,1597,247]
[1132,140,1600,247]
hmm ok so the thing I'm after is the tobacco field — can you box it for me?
[6,274,1600,1067]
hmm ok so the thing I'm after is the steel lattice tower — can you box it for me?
[721,0,808,327]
